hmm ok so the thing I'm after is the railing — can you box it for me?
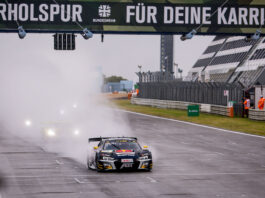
[132,98,265,120]
[249,109,265,121]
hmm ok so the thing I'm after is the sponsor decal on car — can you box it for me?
[121,159,133,163]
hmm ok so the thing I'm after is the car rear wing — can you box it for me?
[88,137,137,143]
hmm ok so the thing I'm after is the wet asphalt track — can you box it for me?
[0,111,265,198]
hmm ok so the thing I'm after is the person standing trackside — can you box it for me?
[258,96,265,110]
[243,97,250,118]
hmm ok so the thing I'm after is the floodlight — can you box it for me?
[180,29,197,41]
[245,29,261,42]
[18,26,26,39]
[82,28,93,40]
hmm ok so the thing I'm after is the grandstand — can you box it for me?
[187,36,265,89]
[137,35,265,108]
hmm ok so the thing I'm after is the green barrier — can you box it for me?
[188,105,200,117]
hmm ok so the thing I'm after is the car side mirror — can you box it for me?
[94,146,98,150]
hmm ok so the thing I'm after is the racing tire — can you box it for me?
[146,162,153,172]
[96,160,104,172]
[87,158,96,170]
[87,163,92,170]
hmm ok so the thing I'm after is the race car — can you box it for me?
[87,137,152,171]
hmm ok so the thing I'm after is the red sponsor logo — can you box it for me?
[116,150,133,153]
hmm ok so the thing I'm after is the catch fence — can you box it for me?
[139,81,243,106]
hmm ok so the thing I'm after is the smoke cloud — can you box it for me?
[0,34,133,164]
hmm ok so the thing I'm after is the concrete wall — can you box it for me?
[131,98,230,116]
[249,109,265,121]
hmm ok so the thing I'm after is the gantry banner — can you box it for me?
[1,0,265,35]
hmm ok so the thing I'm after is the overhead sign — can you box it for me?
[1,0,265,35]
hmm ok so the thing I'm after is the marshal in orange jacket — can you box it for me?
[258,97,265,110]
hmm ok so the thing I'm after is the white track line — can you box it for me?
[3,174,99,178]
[146,176,157,183]
[74,178,84,184]
[55,160,64,165]
[117,109,265,139]
[152,172,265,176]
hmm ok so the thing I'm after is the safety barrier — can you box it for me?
[249,109,265,121]
[210,105,230,116]
[131,98,232,117]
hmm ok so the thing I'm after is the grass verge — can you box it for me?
[113,99,265,137]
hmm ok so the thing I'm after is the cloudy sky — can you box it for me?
[0,33,213,83]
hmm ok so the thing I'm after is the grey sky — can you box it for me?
[0,33,213,83]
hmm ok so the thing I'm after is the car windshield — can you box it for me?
[103,140,141,150]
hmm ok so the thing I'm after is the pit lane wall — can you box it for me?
[131,98,229,116]
[131,98,265,121]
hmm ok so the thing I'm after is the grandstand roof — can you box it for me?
[187,35,265,88]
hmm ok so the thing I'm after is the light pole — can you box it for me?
[138,65,142,72]
[137,65,143,83]
[164,56,168,73]
[178,68,183,79]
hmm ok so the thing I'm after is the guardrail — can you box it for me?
[131,98,232,117]
[211,105,230,116]
[249,109,265,121]
[131,98,195,110]
[131,98,265,120]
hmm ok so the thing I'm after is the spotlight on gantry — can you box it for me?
[245,29,261,42]
[180,29,197,41]
[18,26,26,39]
[82,28,93,40]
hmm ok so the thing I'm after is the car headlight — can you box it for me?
[100,153,114,160]
[46,129,56,137]
[139,153,150,160]
[100,153,111,157]
[139,156,149,160]
[24,120,32,127]
[102,156,115,161]
[73,130,80,136]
